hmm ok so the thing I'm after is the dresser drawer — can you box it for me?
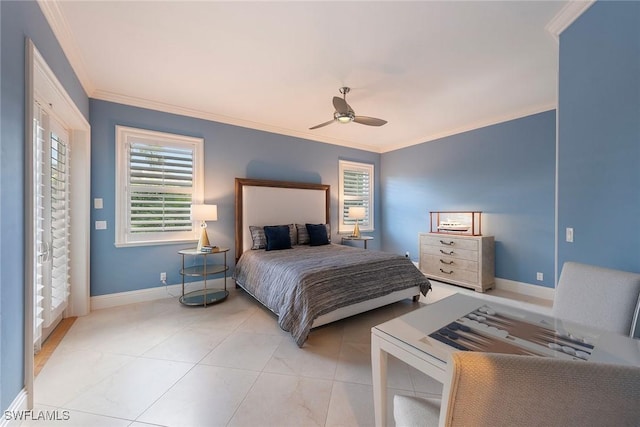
[421,254,478,273]
[420,235,478,251]
[421,245,478,262]
[421,262,478,284]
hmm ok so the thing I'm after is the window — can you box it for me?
[339,160,374,233]
[115,126,204,247]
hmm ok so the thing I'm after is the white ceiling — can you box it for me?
[41,1,581,153]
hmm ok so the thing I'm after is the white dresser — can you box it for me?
[419,232,495,292]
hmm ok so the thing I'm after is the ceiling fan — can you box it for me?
[309,87,387,130]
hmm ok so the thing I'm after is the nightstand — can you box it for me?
[341,235,374,249]
[178,247,229,306]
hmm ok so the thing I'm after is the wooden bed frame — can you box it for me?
[234,177,421,329]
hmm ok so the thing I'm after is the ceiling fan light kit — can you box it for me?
[310,87,387,130]
[335,112,354,123]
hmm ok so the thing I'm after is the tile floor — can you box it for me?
[28,282,551,427]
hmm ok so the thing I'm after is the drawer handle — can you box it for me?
[439,240,455,246]
[440,259,454,265]
[440,249,454,255]
[440,268,454,275]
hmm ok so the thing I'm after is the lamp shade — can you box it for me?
[191,204,218,221]
[348,206,366,220]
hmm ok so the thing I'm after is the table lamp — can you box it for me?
[348,206,366,238]
[191,204,218,251]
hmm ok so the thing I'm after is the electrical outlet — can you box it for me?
[160,272,167,281]
[536,272,543,281]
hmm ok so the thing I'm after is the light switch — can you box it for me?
[94,198,103,209]
[95,220,107,230]
[566,227,574,243]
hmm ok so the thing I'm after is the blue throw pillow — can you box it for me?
[306,223,330,246]
[264,225,292,251]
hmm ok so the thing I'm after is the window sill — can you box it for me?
[115,239,197,248]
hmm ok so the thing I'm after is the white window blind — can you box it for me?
[129,143,193,233]
[339,160,374,233]
[115,126,204,247]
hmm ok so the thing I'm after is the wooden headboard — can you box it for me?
[234,178,330,261]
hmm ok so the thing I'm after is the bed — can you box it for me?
[233,178,431,346]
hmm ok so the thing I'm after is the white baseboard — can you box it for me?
[90,278,227,310]
[91,276,553,310]
[1,389,28,427]
[494,277,555,301]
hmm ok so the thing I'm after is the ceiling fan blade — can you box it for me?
[353,116,387,126]
[333,96,350,115]
[309,119,335,130]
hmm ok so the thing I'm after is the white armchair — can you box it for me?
[553,261,640,338]
[394,351,640,427]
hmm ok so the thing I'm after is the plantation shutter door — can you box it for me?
[342,167,371,229]
[33,110,46,350]
[128,143,194,234]
[34,104,72,352]
[46,119,71,327]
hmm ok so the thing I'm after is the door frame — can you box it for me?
[24,38,91,408]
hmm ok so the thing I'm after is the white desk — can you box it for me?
[371,293,640,427]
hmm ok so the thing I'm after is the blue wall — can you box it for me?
[380,111,557,287]
[0,0,88,412]
[557,1,640,273]
[90,99,381,296]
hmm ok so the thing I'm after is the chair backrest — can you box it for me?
[553,261,640,338]
[440,352,640,427]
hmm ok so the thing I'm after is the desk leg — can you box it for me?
[371,333,388,427]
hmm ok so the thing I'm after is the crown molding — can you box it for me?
[380,103,557,154]
[36,0,95,95]
[546,0,596,42]
[92,90,383,153]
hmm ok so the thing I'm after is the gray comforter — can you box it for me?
[233,244,431,346]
